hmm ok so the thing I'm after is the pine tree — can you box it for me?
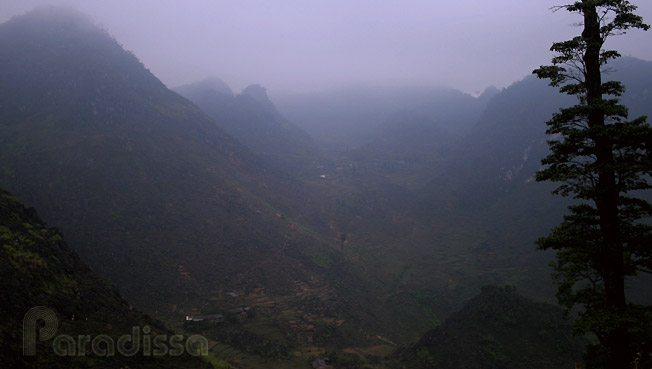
[533,1,652,368]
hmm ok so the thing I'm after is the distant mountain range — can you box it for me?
[0,6,409,367]
[0,5,292,309]
[2,5,652,368]
[273,84,498,147]
[448,56,652,198]
[174,79,320,175]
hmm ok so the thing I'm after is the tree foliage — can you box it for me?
[533,1,652,368]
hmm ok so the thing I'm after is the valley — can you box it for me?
[1,5,651,369]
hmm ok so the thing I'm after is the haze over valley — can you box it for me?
[1,2,651,369]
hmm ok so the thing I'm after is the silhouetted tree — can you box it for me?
[533,1,652,368]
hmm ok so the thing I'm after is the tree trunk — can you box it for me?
[582,2,628,368]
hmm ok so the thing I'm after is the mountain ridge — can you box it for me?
[3,5,652,368]
[0,8,410,367]
[0,4,339,323]
[174,78,321,176]
[398,285,585,369]
[0,188,216,369]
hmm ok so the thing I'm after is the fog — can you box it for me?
[2,0,651,95]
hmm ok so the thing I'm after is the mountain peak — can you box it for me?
[0,6,177,127]
[402,285,584,369]
[179,76,234,96]
[7,4,96,31]
[241,84,273,108]
[476,85,501,104]
[479,85,500,98]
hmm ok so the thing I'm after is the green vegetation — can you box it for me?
[1,5,652,369]
[399,286,585,369]
[0,188,213,369]
[203,352,236,369]
[534,2,652,368]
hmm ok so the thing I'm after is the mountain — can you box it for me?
[273,85,491,148]
[0,7,404,366]
[174,79,319,176]
[445,56,652,203]
[332,86,494,189]
[398,286,585,369]
[389,56,652,309]
[0,4,284,308]
[375,86,491,142]
[3,5,651,368]
[174,76,235,97]
[295,57,652,335]
[335,57,652,209]
[0,188,215,369]
[373,87,490,148]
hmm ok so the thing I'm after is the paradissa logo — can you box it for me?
[23,307,208,357]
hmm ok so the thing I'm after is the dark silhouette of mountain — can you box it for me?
[399,286,584,369]
[174,79,319,175]
[0,188,213,369]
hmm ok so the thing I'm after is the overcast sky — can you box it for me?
[1,0,651,95]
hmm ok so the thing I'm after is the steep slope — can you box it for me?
[0,8,397,364]
[399,286,584,369]
[175,80,319,175]
[0,188,215,369]
[412,59,652,291]
[398,57,652,307]
[0,5,281,308]
[175,76,235,97]
[439,56,652,205]
[334,86,494,190]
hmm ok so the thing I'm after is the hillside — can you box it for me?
[0,188,215,369]
[175,79,320,176]
[0,7,404,367]
[0,4,289,309]
[273,85,493,147]
[399,286,585,369]
[314,57,652,315]
[435,57,652,204]
[3,5,651,368]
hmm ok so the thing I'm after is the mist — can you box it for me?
[3,2,652,368]
[1,0,651,95]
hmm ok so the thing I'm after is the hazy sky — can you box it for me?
[1,0,651,95]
